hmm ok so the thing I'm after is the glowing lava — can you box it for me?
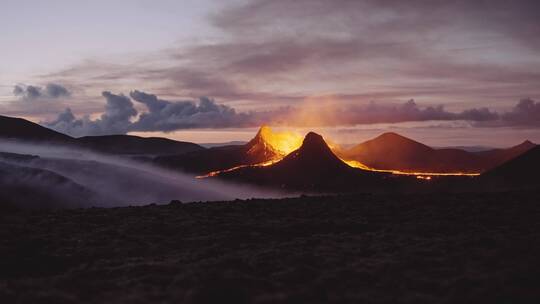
[261,126,304,156]
[198,126,481,179]
[196,159,278,179]
[342,159,479,177]
[252,126,303,156]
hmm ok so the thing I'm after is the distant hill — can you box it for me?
[340,132,535,173]
[0,115,204,157]
[0,115,74,143]
[480,146,540,189]
[155,126,284,174]
[473,140,536,169]
[200,141,247,148]
[77,135,204,156]
[214,132,393,192]
[435,145,493,152]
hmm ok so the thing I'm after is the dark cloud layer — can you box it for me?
[13,83,71,100]
[213,0,540,48]
[129,90,254,131]
[206,0,540,81]
[41,0,540,111]
[501,98,540,127]
[45,91,261,136]
[43,90,540,137]
[46,92,137,137]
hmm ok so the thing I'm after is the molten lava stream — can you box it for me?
[196,159,279,179]
[342,159,480,178]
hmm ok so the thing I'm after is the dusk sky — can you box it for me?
[2,0,540,147]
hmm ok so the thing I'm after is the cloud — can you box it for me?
[343,99,458,125]
[43,90,540,137]
[273,99,500,127]
[38,0,540,111]
[129,90,254,131]
[500,98,540,126]
[44,91,262,136]
[459,107,500,122]
[13,83,71,100]
[44,83,71,98]
[45,91,137,137]
[212,0,540,46]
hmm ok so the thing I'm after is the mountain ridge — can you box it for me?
[0,115,75,143]
[340,132,536,173]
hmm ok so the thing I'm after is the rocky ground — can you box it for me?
[1,191,540,303]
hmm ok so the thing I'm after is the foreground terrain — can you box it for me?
[2,192,540,303]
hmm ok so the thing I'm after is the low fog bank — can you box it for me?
[0,160,103,210]
[0,140,291,209]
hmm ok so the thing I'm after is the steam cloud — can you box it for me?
[44,90,540,137]
[0,140,289,208]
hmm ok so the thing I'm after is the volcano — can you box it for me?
[213,132,392,192]
[340,132,536,173]
[273,132,353,173]
[154,126,296,174]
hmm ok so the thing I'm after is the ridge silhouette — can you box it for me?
[340,131,535,173]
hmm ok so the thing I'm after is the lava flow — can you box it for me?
[341,159,480,178]
[196,159,279,179]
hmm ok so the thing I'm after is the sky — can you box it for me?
[1,0,540,147]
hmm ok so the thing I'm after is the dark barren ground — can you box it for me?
[2,191,540,303]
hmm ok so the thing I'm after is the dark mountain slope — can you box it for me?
[340,132,439,171]
[474,140,536,170]
[0,115,204,157]
[481,146,540,189]
[0,115,74,143]
[76,134,204,156]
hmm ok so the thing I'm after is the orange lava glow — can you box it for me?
[341,159,480,178]
[197,126,481,179]
[196,159,278,179]
[257,126,303,156]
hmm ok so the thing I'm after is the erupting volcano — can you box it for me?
[196,126,511,180]
[155,126,303,175]
[206,131,396,192]
[148,123,537,186]
[242,125,303,164]
[247,126,303,158]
